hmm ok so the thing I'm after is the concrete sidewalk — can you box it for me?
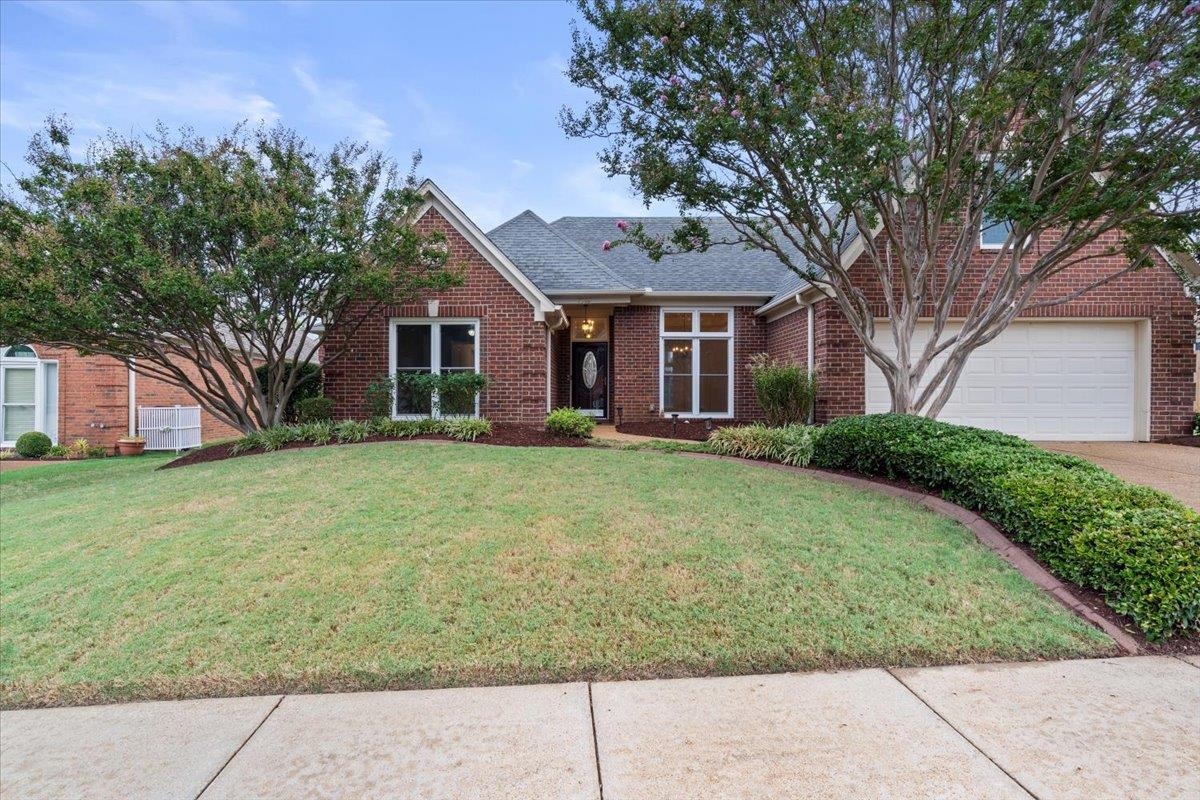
[2,656,1197,800]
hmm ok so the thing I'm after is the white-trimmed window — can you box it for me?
[1,344,58,447]
[980,210,1014,249]
[389,319,480,418]
[659,308,733,418]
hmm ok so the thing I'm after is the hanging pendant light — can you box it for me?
[580,302,595,339]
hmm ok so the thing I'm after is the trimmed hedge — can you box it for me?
[812,414,1200,641]
[294,396,333,423]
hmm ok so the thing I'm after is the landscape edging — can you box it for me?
[681,451,1142,655]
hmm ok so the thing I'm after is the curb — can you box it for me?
[682,452,1142,655]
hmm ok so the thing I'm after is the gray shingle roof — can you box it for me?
[487,211,636,293]
[487,211,853,305]
[546,216,792,295]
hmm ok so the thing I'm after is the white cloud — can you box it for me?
[293,63,390,143]
[510,158,534,178]
[561,162,665,216]
[404,89,459,142]
[135,1,244,30]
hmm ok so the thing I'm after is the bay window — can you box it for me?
[389,319,480,418]
[660,309,733,417]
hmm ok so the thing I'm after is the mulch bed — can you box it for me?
[616,418,746,441]
[159,423,589,470]
[1156,434,1199,448]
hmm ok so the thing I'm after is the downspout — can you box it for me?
[806,300,816,424]
[127,360,137,436]
[545,327,553,414]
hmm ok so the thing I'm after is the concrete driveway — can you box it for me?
[1040,442,1199,511]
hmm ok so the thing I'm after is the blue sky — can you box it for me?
[0,0,671,229]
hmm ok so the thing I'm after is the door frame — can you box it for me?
[570,341,610,419]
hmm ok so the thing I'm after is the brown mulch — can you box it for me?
[1156,434,1200,448]
[616,418,747,441]
[159,423,589,470]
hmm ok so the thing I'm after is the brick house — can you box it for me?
[322,181,1197,441]
[0,335,318,452]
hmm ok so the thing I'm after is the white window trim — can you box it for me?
[658,307,735,419]
[1,350,58,447]
[388,318,481,419]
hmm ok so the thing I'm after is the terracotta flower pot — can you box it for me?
[117,439,146,457]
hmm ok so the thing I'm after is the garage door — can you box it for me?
[864,321,1139,441]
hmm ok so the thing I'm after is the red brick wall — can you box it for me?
[322,208,550,424]
[771,231,1195,438]
[30,345,242,451]
[609,305,766,422]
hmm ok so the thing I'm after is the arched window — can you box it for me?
[2,345,37,359]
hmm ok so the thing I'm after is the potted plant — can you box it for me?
[116,436,146,456]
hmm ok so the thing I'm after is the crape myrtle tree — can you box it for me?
[563,0,1200,416]
[0,121,460,432]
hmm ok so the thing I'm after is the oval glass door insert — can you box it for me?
[582,351,598,389]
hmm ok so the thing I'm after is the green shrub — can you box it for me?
[443,418,492,442]
[364,375,398,419]
[395,373,489,416]
[748,353,818,426]
[255,362,322,423]
[1193,412,1199,436]
[231,430,267,455]
[42,444,70,459]
[15,431,52,458]
[369,417,443,438]
[296,420,334,445]
[546,408,595,438]
[259,426,299,452]
[87,445,108,459]
[334,419,369,444]
[812,414,1200,640]
[708,423,817,466]
[294,396,333,423]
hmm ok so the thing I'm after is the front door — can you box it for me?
[571,342,608,418]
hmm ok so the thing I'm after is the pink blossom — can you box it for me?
[774,84,783,96]
[712,105,723,113]
[616,220,629,231]
[602,240,612,252]
[669,75,683,87]
[660,35,669,45]
[659,93,669,104]
[731,109,743,119]
[836,132,843,140]
[1148,59,1163,70]
[1186,2,1200,14]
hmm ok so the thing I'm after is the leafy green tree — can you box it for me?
[1,121,459,432]
[564,0,1200,416]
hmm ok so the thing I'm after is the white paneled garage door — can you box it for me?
[865,320,1141,441]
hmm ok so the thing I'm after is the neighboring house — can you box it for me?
[296,180,1196,441]
[1,333,321,452]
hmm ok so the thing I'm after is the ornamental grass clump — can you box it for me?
[748,354,818,426]
[708,423,817,466]
[334,419,369,444]
[812,414,1200,640]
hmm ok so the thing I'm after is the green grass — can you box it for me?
[0,443,1113,707]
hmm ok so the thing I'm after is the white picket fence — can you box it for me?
[138,405,202,451]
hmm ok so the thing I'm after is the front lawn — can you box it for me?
[0,443,1112,707]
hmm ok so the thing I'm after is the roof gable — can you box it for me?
[415,181,559,322]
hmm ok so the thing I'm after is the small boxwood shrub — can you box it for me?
[294,396,334,423]
[708,423,817,466]
[812,414,1200,640]
[546,408,595,438]
[15,431,52,458]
